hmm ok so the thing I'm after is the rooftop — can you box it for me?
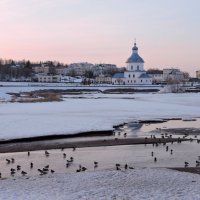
[126,43,144,63]
[112,73,124,78]
[139,73,152,78]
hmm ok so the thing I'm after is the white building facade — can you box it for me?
[148,72,164,84]
[163,68,185,81]
[67,62,94,76]
[37,75,61,83]
[112,43,152,85]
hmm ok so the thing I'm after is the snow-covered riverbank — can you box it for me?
[0,168,199,200]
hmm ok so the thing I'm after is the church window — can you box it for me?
[134,80,136,83]
[133,74,135,78]
[141,80,142,82]
[131,80,132,83]
[128,80,129,83]
[129,74,130,78]
[131,66,133,70]
[137,65,139,70]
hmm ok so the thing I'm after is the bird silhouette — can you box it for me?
[6,159,11,164]
[184,162,189,167]
[125,164,128,170]
[45,150,50,157]
[21,171,27,176]
[30,162,33,169]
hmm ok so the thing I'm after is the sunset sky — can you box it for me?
[0,0,200,75]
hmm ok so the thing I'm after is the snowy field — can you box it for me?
[0,168,200,200]
[1,85,200,200]
[0,92,200,140]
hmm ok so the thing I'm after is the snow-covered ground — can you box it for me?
[0,93,200,140]
[0,81,75,87]
[1,85,200,199]
[0,168,199,200]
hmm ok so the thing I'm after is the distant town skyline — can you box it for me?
[0,0,200,76]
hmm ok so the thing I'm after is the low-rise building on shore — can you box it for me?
[196,70,200,79]
[37,75,61,83]
[163,68,185,82]
[147,68,187,84]
[95,75,112,84]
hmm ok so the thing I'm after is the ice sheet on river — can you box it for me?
[0,93,200,140]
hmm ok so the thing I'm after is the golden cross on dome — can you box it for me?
[134,38,137,45]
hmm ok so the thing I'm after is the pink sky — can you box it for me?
[0,0,200,76]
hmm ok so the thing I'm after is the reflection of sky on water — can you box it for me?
[49,118,200,142]
[0,119,200,179]
[120,118,200,138]
[140,118,200,131]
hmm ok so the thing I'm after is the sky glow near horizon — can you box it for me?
[0,0,200,75]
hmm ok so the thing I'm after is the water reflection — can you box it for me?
[118,118,200,138]
[1,141,200,179]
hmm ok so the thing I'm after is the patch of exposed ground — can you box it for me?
[9,91,62,103]
[170,167,200,175]
[7,88,159,102]
[160,128,200,135]
[0,137,189,153]
[8,89,101,102]
[103,88,159,93]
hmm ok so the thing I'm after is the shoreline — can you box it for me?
[0,137,189,153]
[0,117,199,153]
[0,130,113,144]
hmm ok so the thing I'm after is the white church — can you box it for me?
[112,43,152,85]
